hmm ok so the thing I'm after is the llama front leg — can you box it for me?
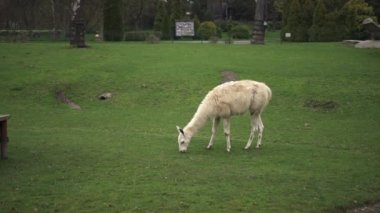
[207,117,220,149]
[223,118,231,152]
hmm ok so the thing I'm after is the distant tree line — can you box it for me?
[0,0,379,41]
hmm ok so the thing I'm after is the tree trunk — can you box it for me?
[251,0,265,44]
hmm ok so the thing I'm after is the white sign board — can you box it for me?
[176,21,195,37]
[285,33,292,38]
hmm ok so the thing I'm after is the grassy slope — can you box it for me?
[0,40,379,212]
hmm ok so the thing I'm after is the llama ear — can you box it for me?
[176,126,185,135]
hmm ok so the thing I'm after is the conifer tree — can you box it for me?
[154,0,167,32]
[299,0,315,41]
[308,0,327,41]
[282,0,303,41]
[170,0,183,38]
[162,12,171,40]
[103,0,123,41]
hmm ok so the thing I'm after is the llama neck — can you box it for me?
[184,103,211,139]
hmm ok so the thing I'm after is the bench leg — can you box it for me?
[1,120,9,160]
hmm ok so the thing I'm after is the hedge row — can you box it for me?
[0,30,64,41]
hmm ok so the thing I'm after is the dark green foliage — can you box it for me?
[282,0,376,41]
[124,31,162,41]
[170,0,183,38]
[308,0,347,41]
[341,0,377,39]
[162,13,171,40]
[154,0,171,40]
[193,15,201,38]
[281,0,305,41]
[103,0,123,41]
[198,21,217,39]
[283,0,314,41]
[231,24,251,39]
[308,0,328,41]
[300,0,315,39]
[154,0,167,32]
[0,30,65,42]
[366,0,380,21]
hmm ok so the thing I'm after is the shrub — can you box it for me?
[224,37,234,44]
[0,30,64,42]
[124,31,162,42]
[209,36,219,44]
[124,31,147,41]
[198,21,217,40]
[231,24,251,39]
[340,0,377,39]
[145,34,160,44]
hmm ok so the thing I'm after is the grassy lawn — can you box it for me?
[0,38,379,212]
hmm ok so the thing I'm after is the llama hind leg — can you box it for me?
[245,114,259,150]
[223,118,231,152]
[256,116,264,149]
[207,117,220,149]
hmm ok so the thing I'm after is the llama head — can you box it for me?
[176,126,190,153]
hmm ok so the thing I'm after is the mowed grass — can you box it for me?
[0,38,379,212]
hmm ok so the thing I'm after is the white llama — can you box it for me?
[176,80,272,153]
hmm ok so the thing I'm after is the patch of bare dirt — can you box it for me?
[55,90,81,110]
[331,202,380,213]
[347,202,380,213]
[221,70,239,83]
[304,99,339,112]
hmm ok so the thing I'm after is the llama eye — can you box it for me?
[180,141,185,145]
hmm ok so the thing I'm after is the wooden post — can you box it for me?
[0,115,10,160]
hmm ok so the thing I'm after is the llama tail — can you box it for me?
[267,86,272,102]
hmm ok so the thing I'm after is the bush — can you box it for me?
[231,24,251,39]
[145,34,160,44]
[198,21,217,40]
[0,30,64,42]
[209,36,219,44]
[124,31,162,41]
[340,0,377,39]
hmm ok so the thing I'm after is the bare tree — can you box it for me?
[251,0,265,44]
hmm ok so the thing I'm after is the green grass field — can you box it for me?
[0,38,379,212]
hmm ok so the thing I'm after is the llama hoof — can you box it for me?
[255,145,261,149]
[226,148,231,152]
[244,146,250,150]
[206,145,213,150]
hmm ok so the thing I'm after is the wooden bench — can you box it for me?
[0,114,10,160]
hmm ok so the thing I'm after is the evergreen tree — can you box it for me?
[162,12,171,40]
[194,15,201,38]
[103,0,123,41]
[153,0,171,40]
[308,0,327,41]
[170,0,183,38]
[154,0,167,32]
[300,0,315,40]
[282,0,304,41]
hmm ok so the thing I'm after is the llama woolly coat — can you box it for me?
[180,80,272,147]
